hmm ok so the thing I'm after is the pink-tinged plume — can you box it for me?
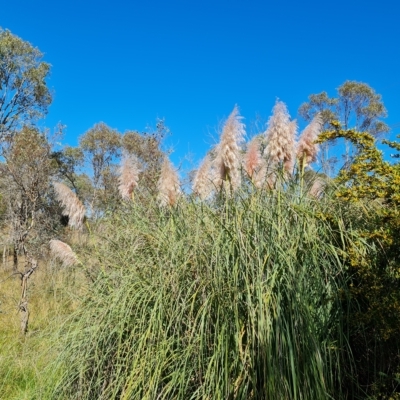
[243,137,262,179]
[158,157,181,207]
[263,101,296,174]
[213,105,246,192]
[49,239,78,267]
[53,182,85,230]
[118,154,139,201]
[297,114,322,167]
[253,161,277,189]
[192,154,213,200]
[309,177,325,199]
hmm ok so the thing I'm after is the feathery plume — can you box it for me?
[118,154,140,201]
[192,154,213,200]
[243,136,262,179]
[53,182,86,230]
[309,178,325,199]
[49,239,78,267]
[213,105,246,192]
[158,157,181,207]
[263,101,296,173]
[253,160,277,189]
[296,114,322,168]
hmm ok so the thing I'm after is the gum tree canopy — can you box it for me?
[298,80,389,136]
[0,28,51,141]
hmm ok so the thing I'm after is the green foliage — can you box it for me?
[52,146,85,192]
[79,122,121,187]
[44,185,361,399]
[121,118,168,197]
[0,28,51,139]
[317,122,400,397]
[299,81,389,136]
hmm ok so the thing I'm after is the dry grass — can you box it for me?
[0,255,85,399]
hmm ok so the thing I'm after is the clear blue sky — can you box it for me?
[1,0,400,167]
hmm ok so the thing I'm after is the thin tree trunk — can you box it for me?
[13,244,18,270]
[3,245,6,268]
[19,258,38,335]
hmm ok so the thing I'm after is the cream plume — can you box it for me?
[53,182,85,230]
[49,239,78,267]
[309,178,325,199]
[213,105,245,192]
[243,137,262,179]
[192,154,213,200]
[118,154,139,201]
[296,114,322,168]
[263,101,296,174]
[158,157,181,207]
[254,160,276,189]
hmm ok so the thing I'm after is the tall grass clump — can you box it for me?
[45,180,359,400]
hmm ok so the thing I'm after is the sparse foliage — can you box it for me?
[0,28,51,141]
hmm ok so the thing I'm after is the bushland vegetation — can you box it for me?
[1,28,400,399]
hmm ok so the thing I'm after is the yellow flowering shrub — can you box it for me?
[317,122,400,397]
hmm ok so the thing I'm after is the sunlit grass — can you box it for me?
[0,259,85,399]
[44,185,361,399]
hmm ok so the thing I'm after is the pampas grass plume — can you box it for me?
[192,154,213,200]
[118,155,140,201]
[243,136,261,179]
[309,178,325,199]
[49,239,78,267]
[213,105,245,191]
[297,114,322,167]
[264,101,296,173]
[53,182,86,230]
[158,157,181,207]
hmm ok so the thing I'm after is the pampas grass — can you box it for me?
[309,177,325,198]
[213,105,245,192]
[158,157,181,207]
[46,187,356,400]
[49,239,78,267]
[243,136,262,180]
[192,154,213,200]
[264,101,296,174]
[118,154,139,201]
[53,182,85,230]
[297,114,322,168]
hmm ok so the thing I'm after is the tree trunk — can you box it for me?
[2,245,7,268]
[13,244,18,270]
[19,258,38,335]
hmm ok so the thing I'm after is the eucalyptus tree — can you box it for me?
[0,126,62,333]
[0,28,51,141]
[298,81,389,173]
[298,80,389,135]
[79,122,121,217]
